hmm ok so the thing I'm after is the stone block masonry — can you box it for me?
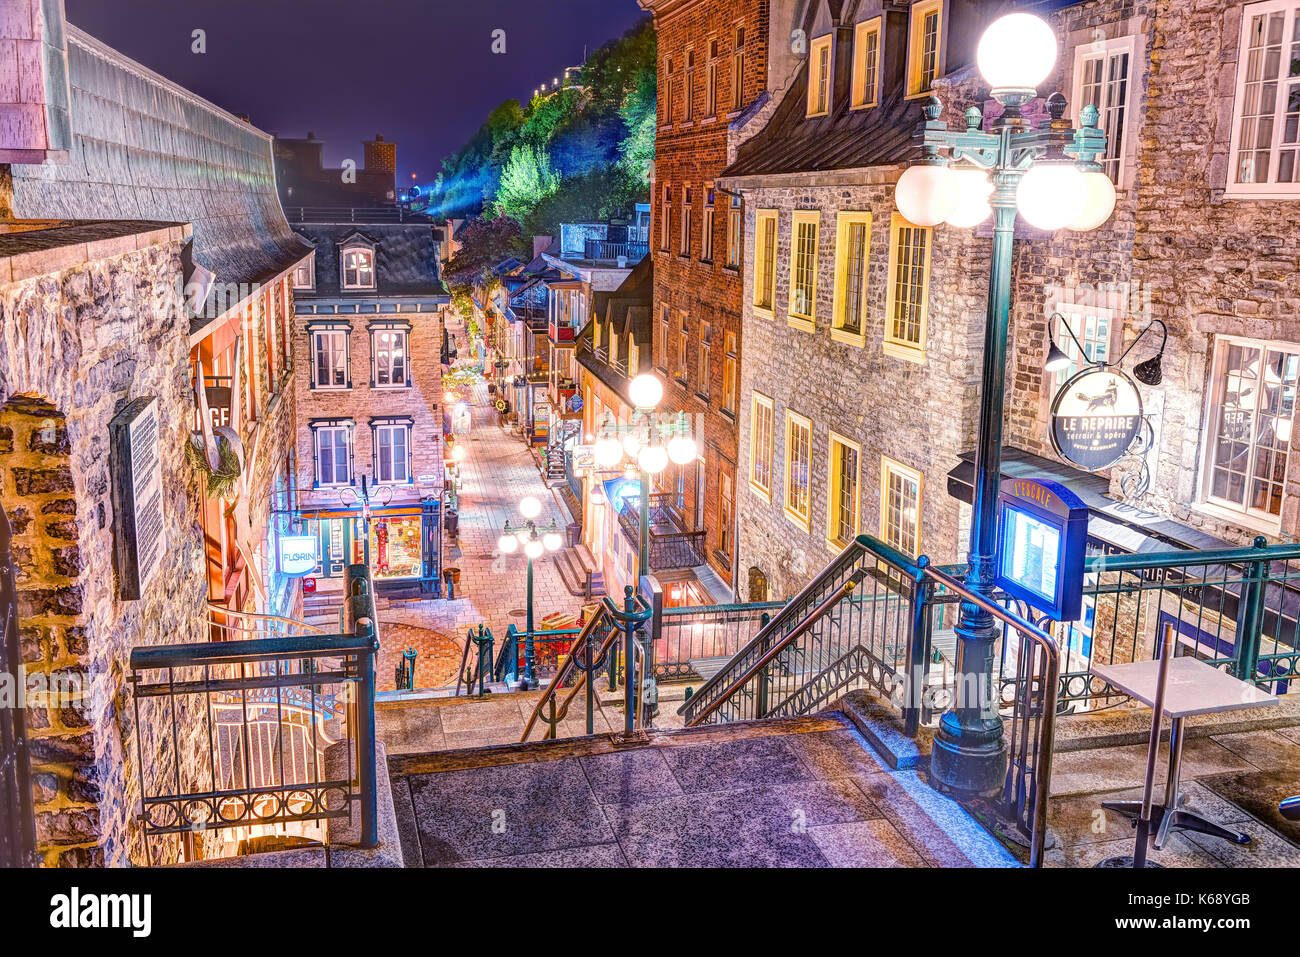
[0,224,212,866]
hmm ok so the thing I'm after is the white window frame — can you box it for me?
[784,410,813,532]
[1049,301,1120,393]
[1070,34,1137,188]
[1226,0,1300,198]
[341,246,375,290]
[806,34,834,117]
[310,325,351,390]
[313,422,353,488]
[372,420,412,485]
[1198,334,1300,529]
[750,391,775,502]
[881,457,922,557]
[292,252,315,291]
[371,324,410,389]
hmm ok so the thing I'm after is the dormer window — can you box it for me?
[341,246,375,290]
[851,17,882,109]
[807,34,833,117]
[906,0,946,98]
[292,252,315,290]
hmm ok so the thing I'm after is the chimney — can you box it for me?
[533,235,553,258]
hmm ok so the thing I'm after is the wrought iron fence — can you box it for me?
[617,495,707,571]
[653,599,787,680]
[129,567,379,861]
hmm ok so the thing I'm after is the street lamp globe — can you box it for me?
[667,434,698,465]
[1016,162,1088,231]
[519,495,542,519]
[895,164,958,227]
[1068,170,1118,231]
[543,531,563,551]
[451,445,467,463]
[594,435,623,468]
[498,533,518,553]
[944,168,994,228]
[976,13,1058,92]
[628,373,663,410]
[622,432,642,457]
[638,444,669,475]
[524,537,545,559]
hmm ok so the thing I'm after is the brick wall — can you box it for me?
[648,0,772,589]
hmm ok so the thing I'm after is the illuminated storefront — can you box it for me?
[300,503,439,588]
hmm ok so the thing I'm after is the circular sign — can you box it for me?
[1050,368,1144,471]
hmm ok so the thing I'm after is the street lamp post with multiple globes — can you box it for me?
[893,13,1114,796]
[591,373,698,582]
[497,495,563,689]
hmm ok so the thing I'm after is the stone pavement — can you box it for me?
[387,713,1020,868]
[374,373,584,691]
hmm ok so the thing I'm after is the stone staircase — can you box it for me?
[384,710,1019,868]
[555,543,605,598]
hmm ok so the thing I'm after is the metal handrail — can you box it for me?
[520,610,616,741]
[206,603,325,638]
[923,565,1060,869]
[683,571,868,728]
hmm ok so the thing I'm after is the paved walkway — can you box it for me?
[375,371,583,691]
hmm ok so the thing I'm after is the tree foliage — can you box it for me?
[441,216,526,295]
[493,143,560,222]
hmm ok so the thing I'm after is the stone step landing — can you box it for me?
[386,713,1019,868]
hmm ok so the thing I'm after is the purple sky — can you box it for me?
[64,0,648,185]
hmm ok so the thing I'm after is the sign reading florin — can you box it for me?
[109,397,167,600]
[1050,369,1143,471]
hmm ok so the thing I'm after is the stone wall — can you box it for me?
[0,224,209,866]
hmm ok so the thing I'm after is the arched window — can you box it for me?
[747,566,769,603]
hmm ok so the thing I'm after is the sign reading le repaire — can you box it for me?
[109,397,166,600]
[1050,368,1143,471]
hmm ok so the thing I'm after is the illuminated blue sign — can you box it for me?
[995,477,1088,622]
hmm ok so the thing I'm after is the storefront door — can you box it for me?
[318,518,349,577]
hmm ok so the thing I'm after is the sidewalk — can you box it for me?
[376,373,583,690]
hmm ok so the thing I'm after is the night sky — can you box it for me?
[63,0,648,185]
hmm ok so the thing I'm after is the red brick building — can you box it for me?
[639,0,779,593]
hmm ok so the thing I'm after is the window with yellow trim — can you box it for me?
[722,331,737,416]
[851,18,882,109]
[831,211,871,344]
[827,432,861,549]
[750,392,774,500]
[753,210,778,315]
[785,410,812,530]
[806,35,833,116]
[788,211,819,330]
[884,214,930,361]
[906,0,945,98]
[881,458,922,557]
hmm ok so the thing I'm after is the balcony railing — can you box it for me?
[618,494,707,571]
[284,206,429,225]
[583,239,649,264]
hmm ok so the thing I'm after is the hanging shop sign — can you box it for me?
[996,477,1088,622]
[109,397,167,600]
[1050,368,1143,471]
[278,535,318,577]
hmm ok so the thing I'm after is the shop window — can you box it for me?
[1201,337,1300,525]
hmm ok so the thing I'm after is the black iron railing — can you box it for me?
[129,566,379,861]
[617,496,707,571]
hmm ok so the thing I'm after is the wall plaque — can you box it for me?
[109,397,167,600]
[1050,369,1144,471]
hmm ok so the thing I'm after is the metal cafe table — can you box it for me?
[1090,655,1277,849]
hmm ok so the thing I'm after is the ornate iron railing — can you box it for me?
[653,598,788,681]
[129,566,379,861]
[617,497,707,571]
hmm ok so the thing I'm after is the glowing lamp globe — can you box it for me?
[497,534,518,554]
[451,445,467,463]
[976,13,1058,91]
[638,444,669,475]
[622,432,641,457]
[1016,163,1088,232]
[519,495,542,519]
[1068,170,1117,231]
[895,164,959,227]
[628,374,663,410]
[944,169,993,228]
[594,436,623,468]
[543,531,563,551]
[524,538,545,560]
[667,434,698,466]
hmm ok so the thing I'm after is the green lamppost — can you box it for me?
[894,12,1114,795]
[498,495,562,689]
[590,373,699,581]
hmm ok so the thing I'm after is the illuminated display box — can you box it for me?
[995,477,1088,622]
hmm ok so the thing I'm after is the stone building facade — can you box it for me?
[0,223,208,867]
[640,0,781,592]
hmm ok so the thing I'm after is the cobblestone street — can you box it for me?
[377,371,583,691]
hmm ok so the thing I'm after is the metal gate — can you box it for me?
[0,505,37,866]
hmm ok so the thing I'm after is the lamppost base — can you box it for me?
[929,713,1008,799]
